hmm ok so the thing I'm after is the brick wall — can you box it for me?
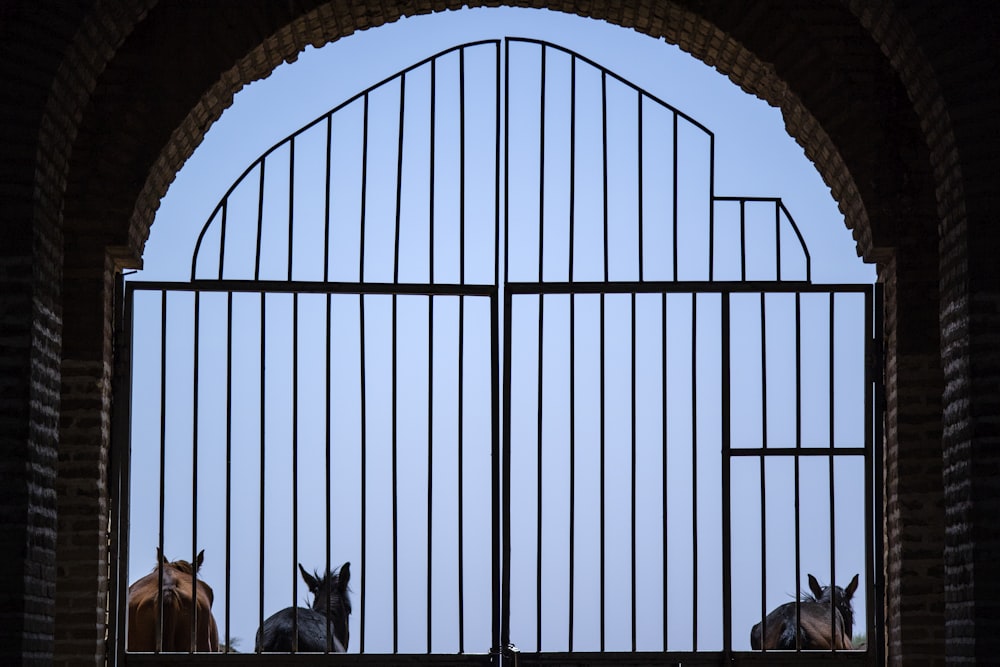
[2,1,998,664]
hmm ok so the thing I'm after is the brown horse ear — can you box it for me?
[158,547,167,565]
[195,550,205,571]
[845,573,859,598]
[299,563,319,591]
[807,574,823,599]
[338,562,351,592]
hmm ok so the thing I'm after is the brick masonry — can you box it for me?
[1,1,998,665]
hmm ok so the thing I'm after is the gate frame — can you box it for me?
[107,36,885,666]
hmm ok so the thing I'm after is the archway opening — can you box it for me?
[115,7,878,662]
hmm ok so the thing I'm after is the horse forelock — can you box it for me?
[799,584,855,644]
[307,567,352,616]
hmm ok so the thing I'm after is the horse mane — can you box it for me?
[303,564,352,616]
[801,580,855,639]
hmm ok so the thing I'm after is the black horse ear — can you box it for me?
[299,563,320,591]
[844,573,859,599]
[338,562,351,592]
[807,574,823,599]
[195,550,205,571]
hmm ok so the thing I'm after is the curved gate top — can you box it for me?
[110,38,882,666]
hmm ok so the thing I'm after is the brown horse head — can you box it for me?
[127,549,220,652]
[807,572,859,642]
[155,547,203,576]
[751,573,859,650]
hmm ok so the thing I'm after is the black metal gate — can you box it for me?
[108,38,883,666]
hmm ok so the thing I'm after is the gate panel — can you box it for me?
[503,284,878,662]
[500,37,880,665]
[122,285,498,657]
[114,39,502,663]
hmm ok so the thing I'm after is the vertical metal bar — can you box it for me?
[600,70,609,652]
[630,293,637,652]
[291,293,299,651]
[427,293,434,653]
[873,283,885,667]
[568,56,576,284]
[708,134,716,282]
[488,40,500,652]
[637,92,644,282]
[392,70,406,654]
[691,293,698,650]
[458,293,467,653]
[108,279,124,659]
[501,289,513,651]
[460,47,467,286]
[794,292,803,649]
[191,291,201,652]
[828,293,837,648]
[567,53,577,655]
[110,276,133,664]
[429,57,436,285]
[758,292,768,650]
[538,44,546,283]
[672,114,678,282]
[601,71,609,284]
[863,287,874,663]
[535,44,547,650]
[254,161,265,281]
[324,114,333,282]
[503,40,511,288]
[359,294,368,653]
[760,295,768,451]
[157,290,167,653]
[536,293,544,649]
[360,92,370,282]
[740,201,747,282]
[493,40,501,291]
[599,291,607,652]
[287,137,295,282]
[218,201,227,280]
[257,292,266,653]
[488,41,501,663]
[427,52,437,657]
[225,292,233,652]
[394,74,406,284]
[498,38,512,658]
[490,287,500,658]
[721,292,732,659]
[392,293,399,653]
[661,292,669,650]
[324,292,333,652]
[568,292,576,652]
[774,202,782,281]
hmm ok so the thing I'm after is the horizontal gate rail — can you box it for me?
[505,282,864,295]
[123,655,494,666]
[129,280,496,297]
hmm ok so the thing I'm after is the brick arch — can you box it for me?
[53,2,968,664]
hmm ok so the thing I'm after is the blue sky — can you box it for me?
[127,7,875,654]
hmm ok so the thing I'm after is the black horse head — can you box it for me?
[298,562,351,650]
[805,572,859,640]
[256,561,352,653]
